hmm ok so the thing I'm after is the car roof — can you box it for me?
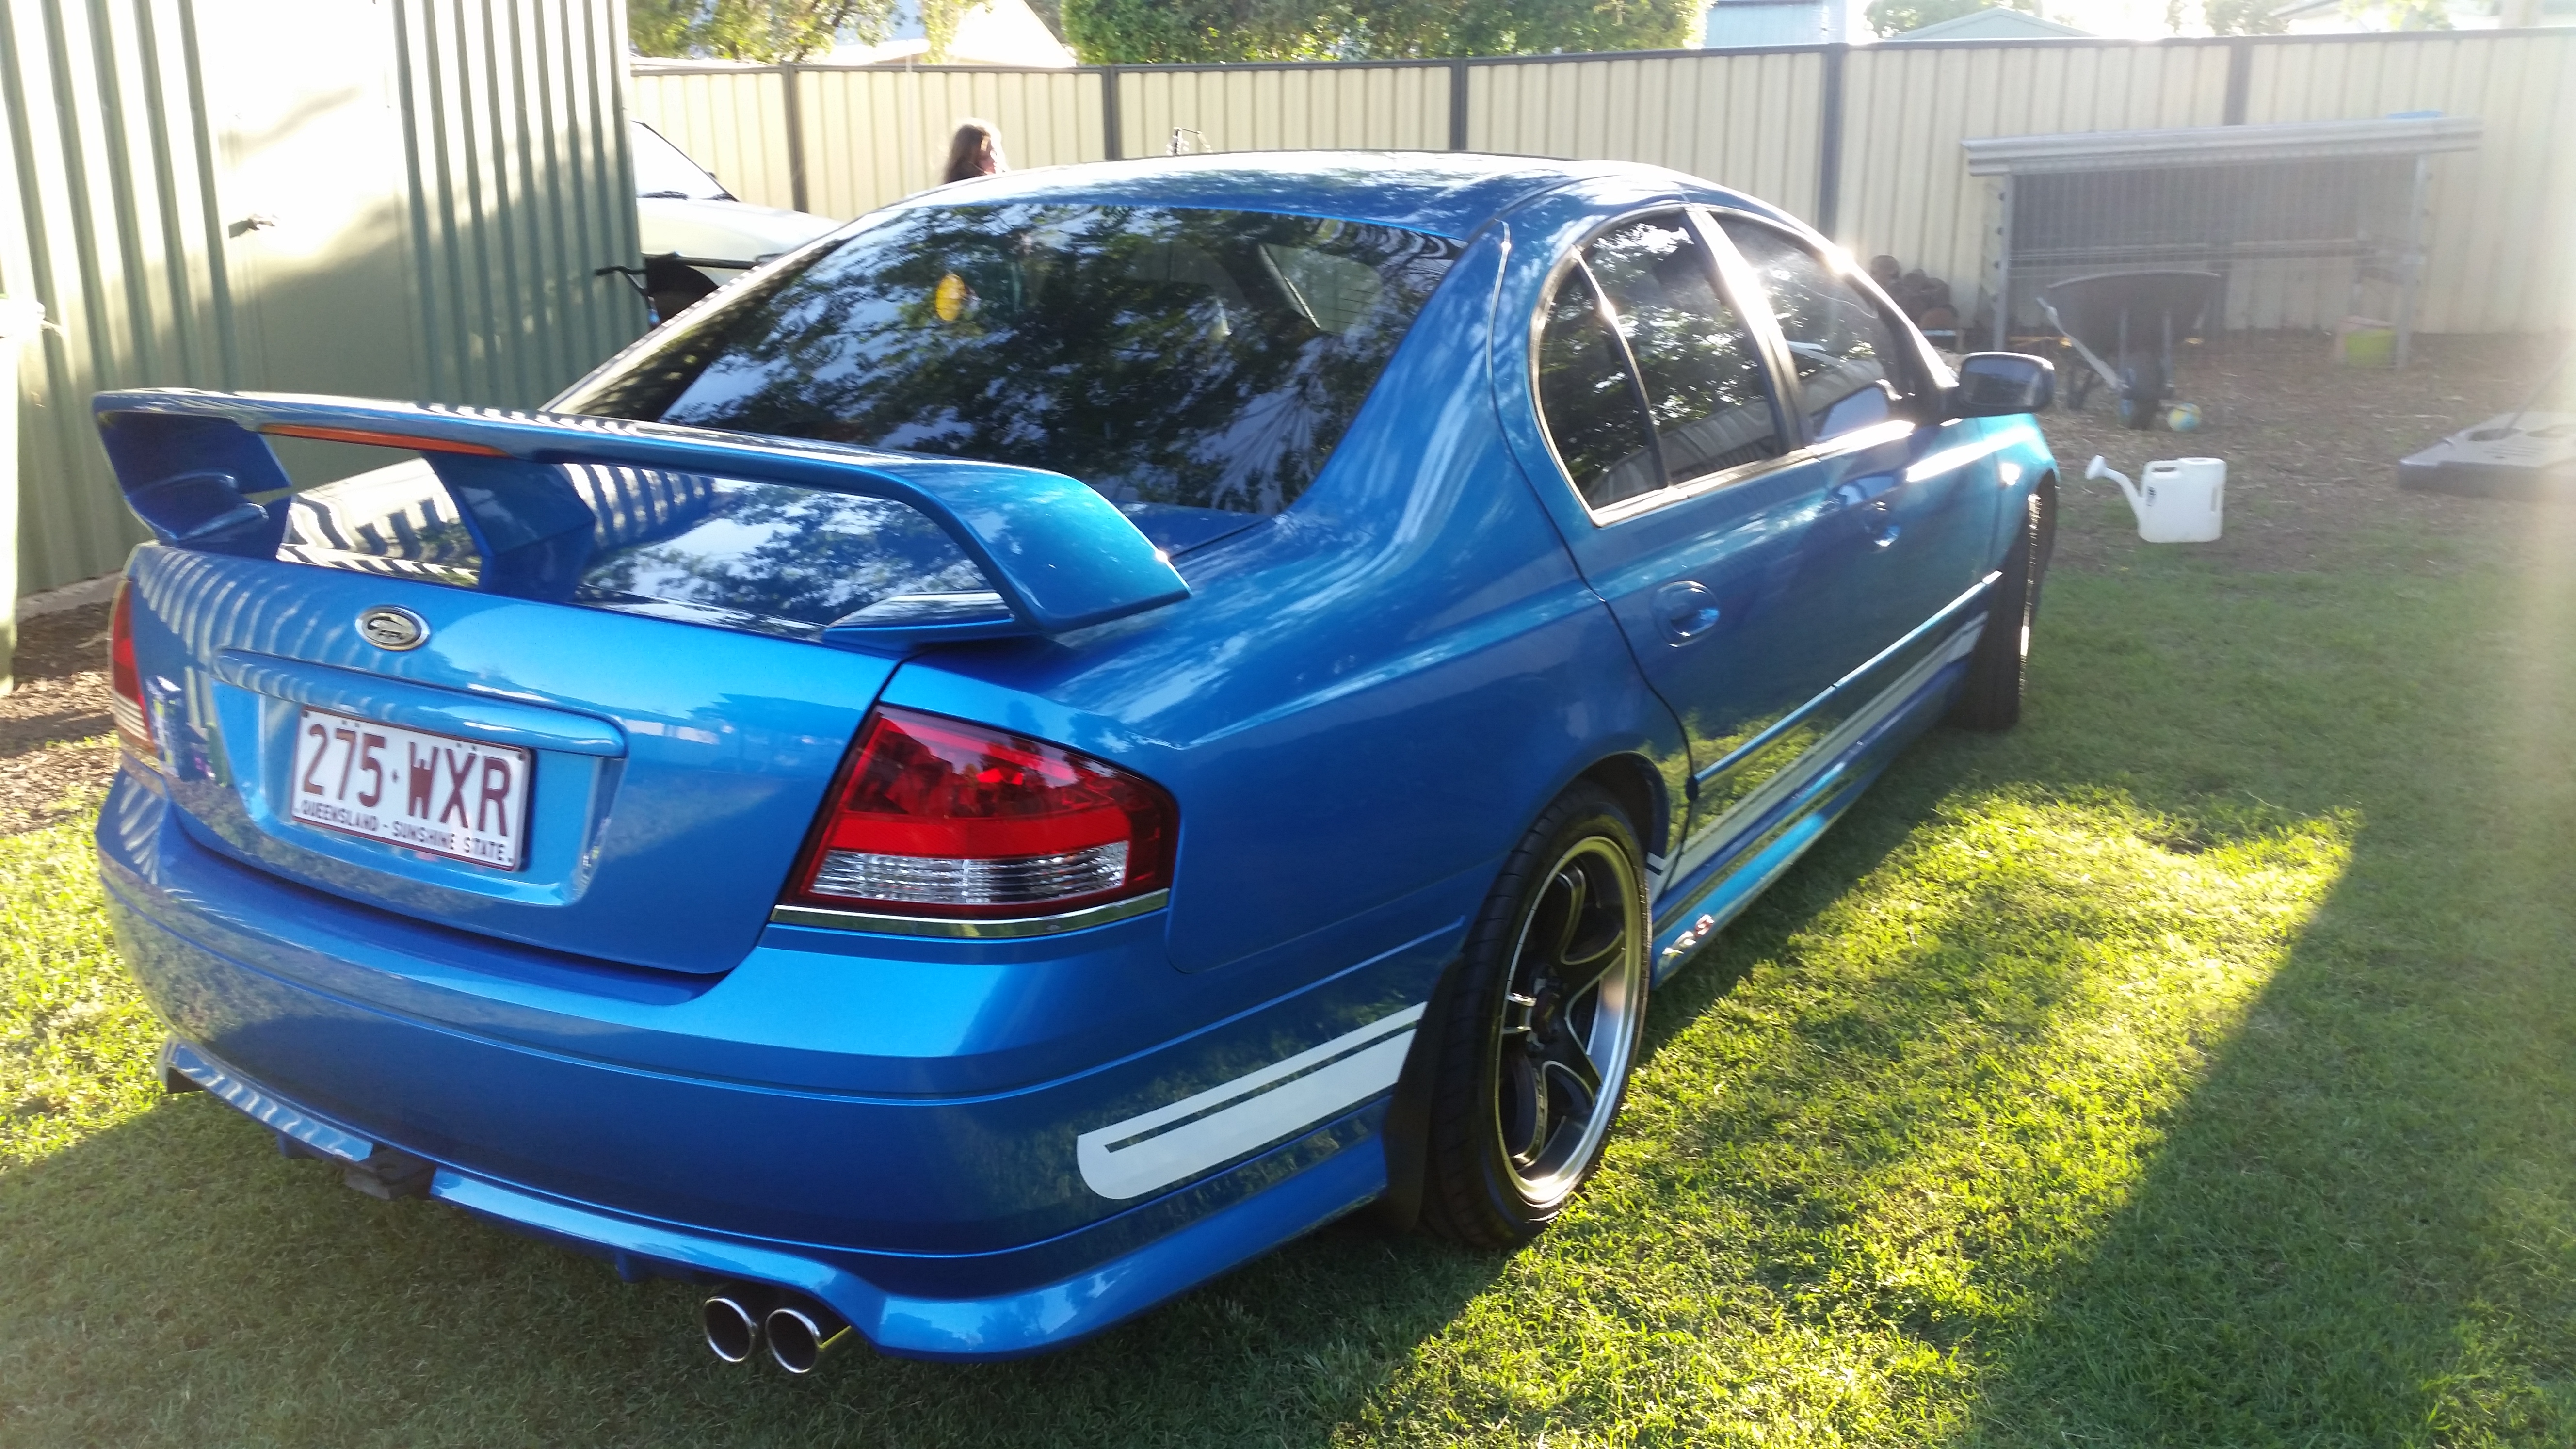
[893,151,1757,241]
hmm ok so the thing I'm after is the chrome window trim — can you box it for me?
[1587,415,1917,528]
[769,888,1170,939]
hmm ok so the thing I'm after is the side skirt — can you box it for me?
[1647,614,1982,983]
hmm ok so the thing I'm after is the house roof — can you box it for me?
[1889,7,2094,39]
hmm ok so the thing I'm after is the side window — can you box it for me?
[1535,264,1662,509]
[1582,215,1783,485]
[1720,219,1913,441]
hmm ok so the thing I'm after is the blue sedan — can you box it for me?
[95,152,2056,1367]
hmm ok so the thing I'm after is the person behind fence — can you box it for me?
[942,120,1007,185]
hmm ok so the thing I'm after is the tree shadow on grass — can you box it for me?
[1936,535,2576,1444]
[0,1089,1531,1448]
[1324,531,2576,1444]
[14,528,2572,1446]
[0,703,2355,1448]
[0,780,1942,1449]
[1947,847,2576,1445]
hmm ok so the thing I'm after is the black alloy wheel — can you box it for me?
[1421,785,1648,1249]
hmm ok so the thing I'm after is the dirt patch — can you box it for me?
[2031,331,2564,575]
[2,601,118,837]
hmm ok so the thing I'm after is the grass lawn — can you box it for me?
[5,376,2575,1444]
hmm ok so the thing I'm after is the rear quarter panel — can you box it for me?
[885,225,1685,988]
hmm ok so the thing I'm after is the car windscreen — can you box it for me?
[559,203,1462,517]
[631,121,731,201]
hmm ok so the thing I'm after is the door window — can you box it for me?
[1719,220,1914,441]
[1582,215,1783,486]
[1534,264,1662,509]
[1533,214,1786,512]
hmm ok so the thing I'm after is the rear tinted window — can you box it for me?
[562,204,1462,517]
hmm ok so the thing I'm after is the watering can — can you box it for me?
[2087,455,2225,543]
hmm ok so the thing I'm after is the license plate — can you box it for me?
[289,707,531,870]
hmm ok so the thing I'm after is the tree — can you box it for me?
[1862,0,2035,37]
[627,0,901,63]
[2339,0,2453,26]
[1060,0,1335,63]
[2202,0,2288,32]
[1060,0,1697,64]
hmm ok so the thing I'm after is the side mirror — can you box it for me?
[1951,353,2055,418]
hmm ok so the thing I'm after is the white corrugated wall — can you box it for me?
[2247,32,2576,334]
[1470,49,1827,218]
[629,34,2572,340]
[0,0,643,596]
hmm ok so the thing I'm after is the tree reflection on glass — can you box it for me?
[1583,216,1782,483]
[564,204,1461,518]
[579,483,985,629]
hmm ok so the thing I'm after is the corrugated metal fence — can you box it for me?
[1,0,643,596]
[10,26,2568,596]
[637,28,2575,337]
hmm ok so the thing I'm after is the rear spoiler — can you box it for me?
[91,390,1190,644]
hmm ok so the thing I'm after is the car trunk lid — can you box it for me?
[99,392,1191,973]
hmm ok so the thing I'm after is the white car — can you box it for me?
[631,120,839,323]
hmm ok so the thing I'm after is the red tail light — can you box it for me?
[108,580,156,758]
[783,707,1176,920]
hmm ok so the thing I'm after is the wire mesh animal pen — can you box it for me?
[1963,115,2482,366]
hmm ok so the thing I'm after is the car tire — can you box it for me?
[1419,784,1650,1250]
[1949,482,2052,732]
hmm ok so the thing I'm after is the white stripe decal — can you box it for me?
[1077,1004,1426,1201]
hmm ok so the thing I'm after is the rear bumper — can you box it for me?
[158,1037,1385,1360]
[100,762,1468,1357]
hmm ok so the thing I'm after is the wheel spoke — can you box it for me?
[1554,869,1626,993]
[1545,865,1589,965]
[1540,1029,1603,1111]
[1503,1053,1547,1162]
[1555,931,1623,997]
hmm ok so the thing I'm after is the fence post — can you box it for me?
[782,63,810,213]
[2222,39,2252,125]
[1991,174,2013,351]
[1449,59,1469,151]
[1814,44,1846,238]
[1101,67,1123,160]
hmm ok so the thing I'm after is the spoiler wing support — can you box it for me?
[92,390,1191,640]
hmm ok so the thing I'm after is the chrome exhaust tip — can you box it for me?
[701,1293,763,1364]
[763,1302,854,1375]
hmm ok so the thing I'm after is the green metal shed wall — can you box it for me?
[0,0,644,597]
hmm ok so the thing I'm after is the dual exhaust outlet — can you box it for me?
[701,1288,853,1374]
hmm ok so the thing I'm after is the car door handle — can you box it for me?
[1872,521,1902,548]
[1653,580,1722,643]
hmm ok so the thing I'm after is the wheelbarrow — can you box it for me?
[2038,270,2220,430]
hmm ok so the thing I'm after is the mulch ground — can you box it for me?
[2032,330,2564,575]
[1,602,115,838]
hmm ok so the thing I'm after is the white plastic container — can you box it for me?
[2087,455,2225,543]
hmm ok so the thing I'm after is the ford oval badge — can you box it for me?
[356,606,429,652]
